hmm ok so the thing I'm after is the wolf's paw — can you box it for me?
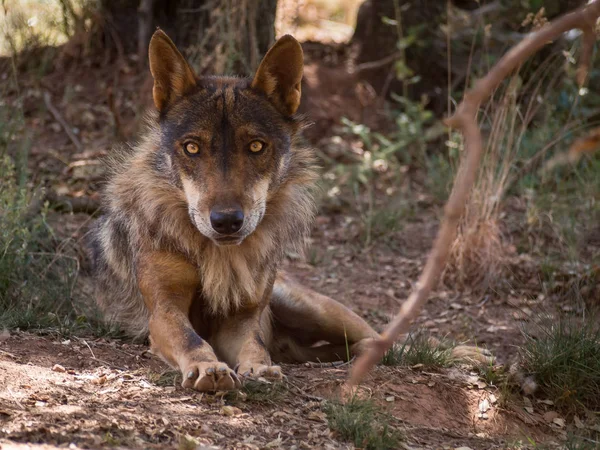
[237,363,283,381]
[450,345,495,365]
[182,362,242,392]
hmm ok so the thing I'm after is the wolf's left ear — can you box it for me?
[251,35,303,116]
[148,29,197,111]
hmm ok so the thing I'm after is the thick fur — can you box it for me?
[89,31,379,391]
[91,109,317,336]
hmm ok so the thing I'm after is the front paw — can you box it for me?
[237,363,283,381]
[182,361,242,392]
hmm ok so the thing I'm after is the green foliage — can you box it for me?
[223,379,288,405]
[564,432,600,450]
[147,369,180,387]
[381,332,452,369]
[0,86,88,334]
[0,153,79,332]
[241,379,288,404]
[324,397,402,450]
[342,94,436,171]
[519,316,600,412]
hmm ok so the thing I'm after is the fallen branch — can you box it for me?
[348,0,600,387]
[354,51,402,74]
[43,91,83,152]
[46,191,101,215]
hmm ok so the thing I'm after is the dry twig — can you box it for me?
[348,0,600,387]
[43,91,83,152]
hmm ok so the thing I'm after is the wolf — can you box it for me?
[88,30,382,391]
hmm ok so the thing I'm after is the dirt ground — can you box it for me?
[1,45,595,449]
[0,331,561,449]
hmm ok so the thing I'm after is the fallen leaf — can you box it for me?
[574,415,585,429]
[467,375,479,385]
[552,418,565,428]
[265,437,283,448]
[307,411,325,421]
[92,375,107,385]
[221,405,242,416]
[479,399,490,413]
[543,411,559,423]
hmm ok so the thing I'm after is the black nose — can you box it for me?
[209,208,244,235]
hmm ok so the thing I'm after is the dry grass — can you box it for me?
[444,62,564,291]
[443,76,522,289]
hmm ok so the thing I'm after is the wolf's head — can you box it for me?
[147,30,305,246]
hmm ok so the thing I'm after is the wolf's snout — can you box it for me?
[210,207,244,235]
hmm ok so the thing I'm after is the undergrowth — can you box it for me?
[0,94,78,331]
[0,74,106,336]
[381,332,453,369]
[519,316,600,412]
[324,396,402,450]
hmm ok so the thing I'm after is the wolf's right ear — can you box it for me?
[148,29,197,111]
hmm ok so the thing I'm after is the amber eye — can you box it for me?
[184,142,200,155]
[249,140,265,153]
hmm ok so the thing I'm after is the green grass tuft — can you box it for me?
[324,396,402,450]
[381,332,453,369]
[564,432,600,450]
[520,316,600,412]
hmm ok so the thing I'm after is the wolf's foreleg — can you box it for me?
[138,251,241,391]
[212,307,282,380]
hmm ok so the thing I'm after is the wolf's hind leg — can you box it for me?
[269,272,379,363]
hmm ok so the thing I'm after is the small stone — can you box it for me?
[52,364,66,373]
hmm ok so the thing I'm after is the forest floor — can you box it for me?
[1,45,599,449]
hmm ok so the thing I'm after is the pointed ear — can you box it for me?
[148,29,197,111]
[251,35,303,116]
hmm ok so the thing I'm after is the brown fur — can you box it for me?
[89,30,379,391]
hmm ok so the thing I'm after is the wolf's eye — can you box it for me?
[249,140,264,153]
[184,142,200,155]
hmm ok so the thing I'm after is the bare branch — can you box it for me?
[137,0,154,68]
[578,24,596,87]
[43,91,83,152]
[354,51,402,74]
[348,0,600,387]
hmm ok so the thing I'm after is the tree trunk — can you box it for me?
[351,0,448,111]
[100,0,277,74]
